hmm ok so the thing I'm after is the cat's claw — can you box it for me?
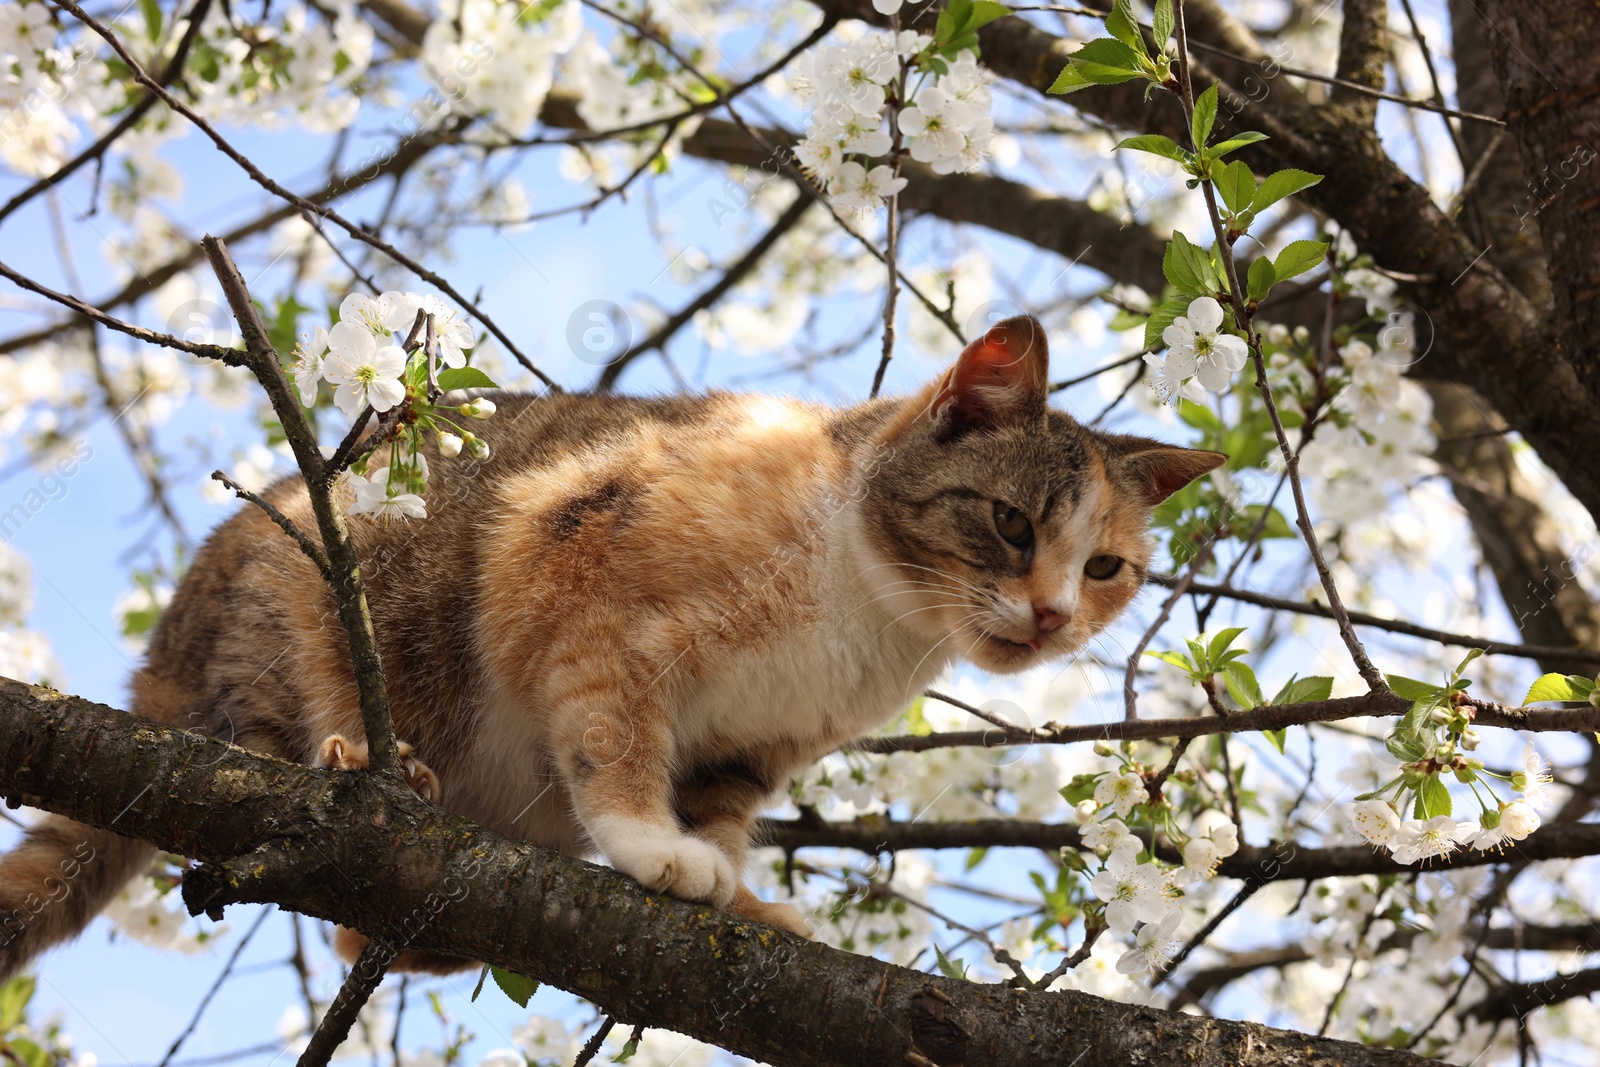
[614,834,738,907]
[318,734,441,802]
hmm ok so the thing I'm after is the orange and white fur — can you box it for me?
[0,316,1222,975]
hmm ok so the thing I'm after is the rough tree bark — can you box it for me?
[0,678,1433,1067]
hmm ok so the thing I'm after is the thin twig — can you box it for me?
[1172,3,1386,691]
[156,907,274,1067]
[573,1017,618,1067]
[870,32,908,399]
[1151,575,1600,668]
[211,472,333,582]
[297,939,396,1067]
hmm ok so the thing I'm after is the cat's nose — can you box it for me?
[1034,607,1071,633]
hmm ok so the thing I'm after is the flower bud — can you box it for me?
[1460,730,1481,751]
[437,432,463,458]
[465,434,491,460]
[1093,740,1114,757]
[1429,708,1450,725]
[1292,325,1311,345]
[461,398,497,420]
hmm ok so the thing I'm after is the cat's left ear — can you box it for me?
[928,315,1049,432]
[1110,440,1229,506]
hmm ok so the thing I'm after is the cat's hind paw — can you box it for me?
[317,735,441,802]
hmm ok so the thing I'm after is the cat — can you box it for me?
[0,315,1223,976]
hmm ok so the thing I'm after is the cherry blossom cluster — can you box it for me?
[1071,746,1239,975]
[793,34,995,215]
[291,291,497,522]
[1344,741,1553,863]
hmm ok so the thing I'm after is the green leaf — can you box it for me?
[1144,295,1190,351]
[965,0,1013,34]
[1273,239,1329,283]
[933,944,969,981]
[5,1038,49,1067]
[1208,131,1269,157]
[1047,66,1095,94]
[1217,160,1257,216]
[1177,398,1224,435]
[1191,85,1219,149]
[1072,37,1143,71]
[1451,647,1485,681]
[0,975,35,1030]
[1416,773,1452,819]
[1060,773,1101,805]
[1206,627,1247,666]
[1273,675,1334,705]
[1386,733,1426,763]
[1525,673,1597,704]
[1262,728,1288,754]
[469,963,490,1002]
[1114,134,1188,162]
[1151,0,1174,49]
[1246,256,1276,302]
[437,366,499,391]
[1237,503,1294,539]
[1104,0,1146,57]
[1145,649,1196,672]
[1223,662,1264,709]
[138,0,163,40]
[1386,674,1444,702]
[1251,168,1323,213]
[1163,239,1201,293]
[1172,230,1220,292]
[614,1032,642,1062]
[965,847,989,871]
[491,966,539,1007]
[1051,38,1146,89]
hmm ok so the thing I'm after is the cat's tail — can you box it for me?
[0,816,153,979]
[0,663,196,979]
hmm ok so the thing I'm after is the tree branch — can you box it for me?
[0,679,1432,1067]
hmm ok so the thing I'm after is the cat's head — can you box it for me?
[853,315,1225,674]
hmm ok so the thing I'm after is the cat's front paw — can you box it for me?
[613,834,738,907]
[318,735,440,802]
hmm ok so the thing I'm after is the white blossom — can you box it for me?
[323,326,407,418]
[1390,816,1475,865]
[1116,910,1182,975]
[1344,800,1402,848]
[1089,852,1171,936]
[1516,742,1556,811]
[1162,296,1249,393]
[1094,771,1148,819]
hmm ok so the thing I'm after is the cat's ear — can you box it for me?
[1110,440,1228,506]
[928,315,1049,432]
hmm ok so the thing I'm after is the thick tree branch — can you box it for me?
[0,679,1431,1067]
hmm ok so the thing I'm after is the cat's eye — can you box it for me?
[992,502,1034,549]
[1085,555,1124,580]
